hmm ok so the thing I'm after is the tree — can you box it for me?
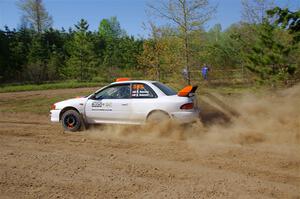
[0,30,10,82]
[7,27,33,82]
[118,36,143,69]
[267,7,300,80]
[241,0,274,24]
[43,28,66,80]
[200,24,243,68]
[17,0,53,33]
[98,16,130,79]
[267,7,300,43]
[138,24,183,81]
[148,0,215,84]
[138,23,166,81]
[66,19,98,81]
[98,16,126,39]
[47,47,64,80]
[241,21,296,83]
[27,34,48,83]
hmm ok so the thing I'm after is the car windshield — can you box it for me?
[152,82,177,96]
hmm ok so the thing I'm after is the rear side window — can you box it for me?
[152,82,177,96]
[131,83,156,98]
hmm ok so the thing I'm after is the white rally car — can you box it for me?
[50,78,200,131]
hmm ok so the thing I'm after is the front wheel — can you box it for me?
[61,110,82,132]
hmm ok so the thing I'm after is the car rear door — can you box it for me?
[130,83,158,123]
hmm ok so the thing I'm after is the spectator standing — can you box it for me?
[201,64,209,81]
[182,67,189,83]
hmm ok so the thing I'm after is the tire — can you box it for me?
[61,110,82,132]
[147,111,170,124]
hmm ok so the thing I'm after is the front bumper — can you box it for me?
[50,109,61,122]
[170,109,200,123]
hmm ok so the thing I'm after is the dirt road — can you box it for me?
[0,87,299,198]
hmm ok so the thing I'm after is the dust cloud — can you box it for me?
[86,84,300,146]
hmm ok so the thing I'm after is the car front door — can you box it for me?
[85,84,132,123]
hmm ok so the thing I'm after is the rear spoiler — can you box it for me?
[177,85,198,97]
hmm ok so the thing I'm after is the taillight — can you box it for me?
[180,103,194,109]
[50,104,56,110]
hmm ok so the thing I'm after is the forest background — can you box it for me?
[0,0,299,91]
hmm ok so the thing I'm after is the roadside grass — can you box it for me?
[0,81,105,93]
[0,90,92,115]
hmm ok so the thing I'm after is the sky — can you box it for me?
[0,0,299,38]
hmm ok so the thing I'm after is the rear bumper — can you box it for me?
[170,109,200,123]
[50,110,61,122]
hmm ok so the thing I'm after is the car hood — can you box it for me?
[54,97,88,110]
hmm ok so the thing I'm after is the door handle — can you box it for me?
[121,103,128,106]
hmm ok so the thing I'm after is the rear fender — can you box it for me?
[146,109,170,121]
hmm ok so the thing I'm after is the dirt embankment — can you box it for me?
[0,85,299,198]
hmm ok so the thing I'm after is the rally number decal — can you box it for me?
[132,84,151,97]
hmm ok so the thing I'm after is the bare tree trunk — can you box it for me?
[155,42,161,81]
[181,0,191,84]
[35,0,41,33]
[184,32,190,84]
[80,39,83,81]
[156,62,161,81]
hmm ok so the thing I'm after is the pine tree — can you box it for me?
[98,17,127,78]
[0,30,10,82]
[244,21,296,83]
[27,34,48,83]
[67,19,98,81]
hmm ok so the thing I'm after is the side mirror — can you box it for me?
[89,94,104,100]
[89,94,96,100]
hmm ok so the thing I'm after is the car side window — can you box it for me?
[131,83,156,98]
[95,84,130,99]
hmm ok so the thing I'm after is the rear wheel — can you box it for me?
[61,110,82,132]
[147,111,170,124]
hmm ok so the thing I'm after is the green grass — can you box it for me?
[0,82,97,115]
[0,91,92,115]
[0,81,105,93]
[0,97,60,114]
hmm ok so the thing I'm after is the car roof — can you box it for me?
[110,80,157,85]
